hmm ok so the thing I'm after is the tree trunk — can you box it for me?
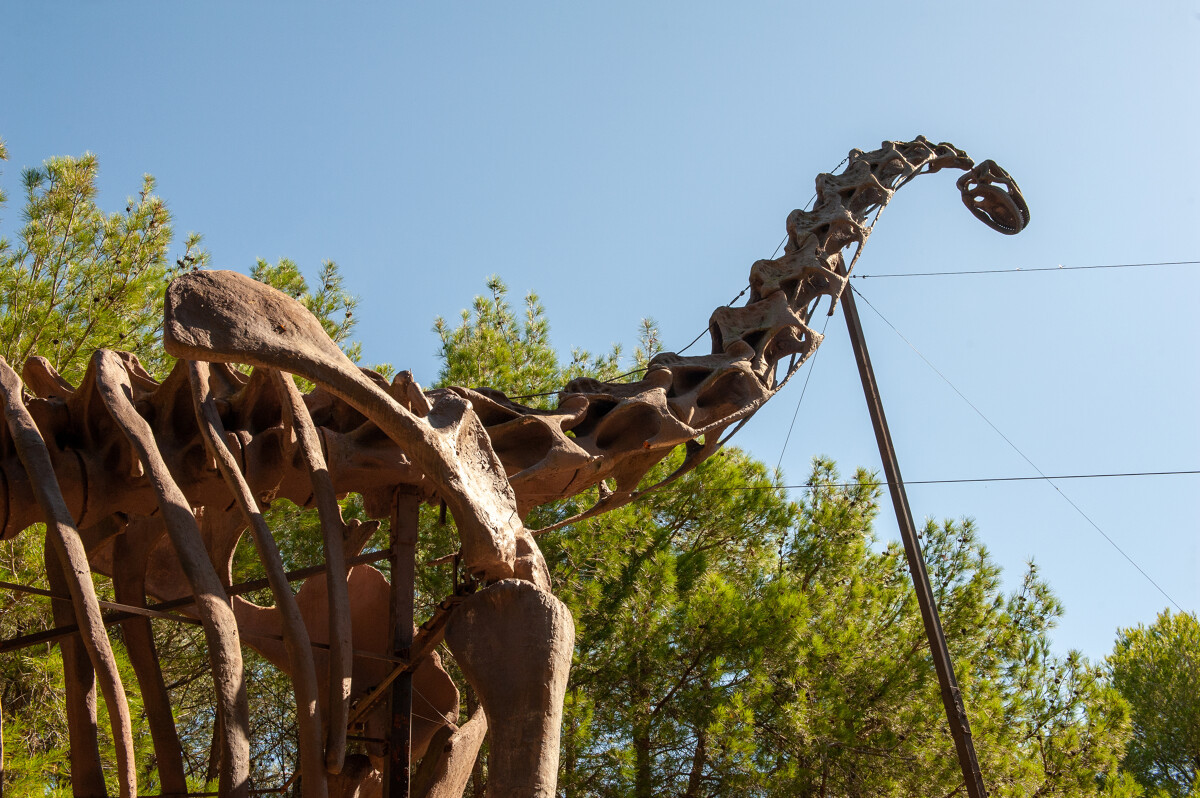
[634,724,652,798]
[632,656,652,798]
[684,728,706,798]
[562,687,577,793]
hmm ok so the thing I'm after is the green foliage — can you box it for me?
[0,136,1154,796]
[432,278,1137,798]
[757,493,1134,798]
[0,141,206,382]
[543,456,1134,797]
[1108,610,1200,797]
[545,448,801,797]
[0,140,372,790]
[434,276,627,405]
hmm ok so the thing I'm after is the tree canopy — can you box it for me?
[0,140,1171,797]
[0,142,362,793]
[1108,610,1200,798]
[432,277,1138,798]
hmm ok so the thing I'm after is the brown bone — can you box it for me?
[189,360,328,796]
[445,580,575,798]
[164,269,527,584]
[112,519,188,794]
[92,349,251,797]
[0,357,138,798]
[273,368,356,774]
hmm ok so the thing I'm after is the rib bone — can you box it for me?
[92,349,251,798]
[164,270,525,584]
[273,368,355,774]
[189,360,328,797]
[0,357,137,798]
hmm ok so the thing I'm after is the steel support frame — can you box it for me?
[385,488,419,798]
[841,285,989,798]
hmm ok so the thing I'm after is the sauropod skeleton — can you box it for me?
[0,137,1027,797]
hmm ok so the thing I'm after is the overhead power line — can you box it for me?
[684,469,1200,492]
[851,259,1199,279]
[850,285,1190,614]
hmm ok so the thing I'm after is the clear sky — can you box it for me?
[2,2,1197,663]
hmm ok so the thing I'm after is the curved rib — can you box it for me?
[164,271,524,584]
[188,360,328,797]
[271,369,354,775]
[0,357,137,798]
[91,350,251,798]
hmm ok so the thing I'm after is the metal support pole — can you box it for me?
[840,286,988,798]
[385,488,419,798]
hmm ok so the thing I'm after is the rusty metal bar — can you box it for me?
[0,549,391,654]
[345,591,466,729]
[0,581,203,626]
[0,580,57,599]
[840,284,988,798]
[385,488,419,798]
[96,601,201,626]
[134,790,292,797]
[0,585,405,667]
[236,632,405,666]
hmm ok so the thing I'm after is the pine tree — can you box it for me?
[0,140,364,792]
[433,277,1138,798]
[0,140,191,794]
[1108,610,1200,798]
[0,142,201,382]
[0,134,1142,795]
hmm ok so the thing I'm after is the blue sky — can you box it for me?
[2,2,1197,662]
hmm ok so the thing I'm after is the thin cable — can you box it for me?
[675,328,711,358]
[851,284,1189,613]
[410,689,450,726]
[776,313,832,472]
[852,259,1200,279]
[770,234,788,260]
[676,282,753,357]
[505,365,650,401]
[678,160,833,359]
[675,470,1200,493]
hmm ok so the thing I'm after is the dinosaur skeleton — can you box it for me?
[0,137,1027,797]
